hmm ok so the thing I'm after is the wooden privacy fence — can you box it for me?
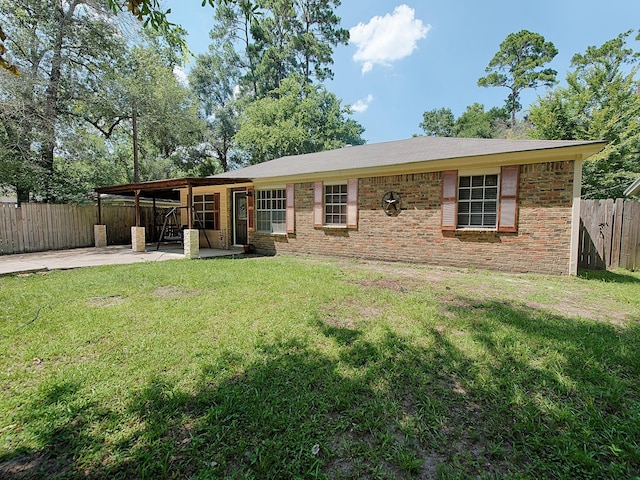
[579,198,640,270]
[0,203,163,255]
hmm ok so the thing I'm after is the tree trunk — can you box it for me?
[133,101,139,182]
[41,0,81,202]
[15,186,29,206]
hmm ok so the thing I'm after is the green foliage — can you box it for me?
[455,103,509,138]
[234,74,365,163]
[188,47,243,172]
[0,0,208,202]
[188,0,352,167]
[478,30,558,125]
[529,31,640,198]
[0,257,639,478]
[419,104,508,139]
[207,0,347,100]
[0,0,128,201]
[419,107,455,136]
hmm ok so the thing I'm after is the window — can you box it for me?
[313,180,358,228]
[442,167,519,232]
[457,174,498,228]
[193,194,217,229]
[256,189,286,233]
[324,183,347,226]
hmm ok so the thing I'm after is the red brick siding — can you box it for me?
[249,161,576,275]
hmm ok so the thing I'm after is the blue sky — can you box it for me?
[164,0,640,145]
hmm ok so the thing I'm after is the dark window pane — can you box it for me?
[470,202,484,213]
[485,175,498,186]
[471,188,484,199]
[472,176,484,187]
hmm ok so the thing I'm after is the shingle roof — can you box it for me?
[213,136,605,180]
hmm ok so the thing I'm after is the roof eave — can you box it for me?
[95,177,252,197]
[243,141,608,185]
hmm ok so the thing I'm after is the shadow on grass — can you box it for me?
[2,300,640,479]
[578,268,640,284]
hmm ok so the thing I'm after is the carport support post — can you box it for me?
[183,229,199,259]
[184,183,199,259]
[94,193,107,247]
[131,189,146,252]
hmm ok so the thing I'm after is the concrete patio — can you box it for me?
[0,244,245,276]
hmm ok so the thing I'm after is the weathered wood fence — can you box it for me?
[0,203,164,255]
[579,198,640,270]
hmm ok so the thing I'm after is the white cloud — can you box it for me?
[350,4,430,74]
[173,65,188,86]
[351,94,374,113]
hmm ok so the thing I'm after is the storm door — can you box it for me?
[233,191,248,245]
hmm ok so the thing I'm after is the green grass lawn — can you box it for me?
[1,255,639,479]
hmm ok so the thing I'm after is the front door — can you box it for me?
[233,191,248,245]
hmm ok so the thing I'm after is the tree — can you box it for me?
[1,1,204,202]
[80,37,207,183]
[197,0,353,166]
[0,0,221,75]
[0,82,46,201]
[189,50,242,172]
[234,74,364,163]
[529,31,640,198]
[419,108,455,137]
[207,0,347,98]
[478,30,558,126]
[291,0,349,82]
[455,103,508,138]
[418,104,508,138]
[0,0,126,202]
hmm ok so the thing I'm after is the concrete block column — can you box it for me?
[131,226,146,252]
[94,225,107,247]
[183,229,200,259]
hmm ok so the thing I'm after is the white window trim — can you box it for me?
[456,171,500,230]
[324,182,348,227]
[192,193,216,230]
[256,188,287,234]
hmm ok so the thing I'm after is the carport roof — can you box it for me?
[95,177,251,200]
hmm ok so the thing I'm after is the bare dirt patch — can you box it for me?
[347,276,419,294]
[322,297,384,329]
[0,455,40,477]
[331,258,636,326]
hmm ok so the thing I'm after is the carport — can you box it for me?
[95,177,250,257]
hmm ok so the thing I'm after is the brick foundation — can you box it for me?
[249,161,576,275]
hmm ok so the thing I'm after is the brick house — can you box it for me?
[194,136,602,275]
[97,136,604,274]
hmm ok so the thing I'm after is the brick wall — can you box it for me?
[249,161,576,275]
